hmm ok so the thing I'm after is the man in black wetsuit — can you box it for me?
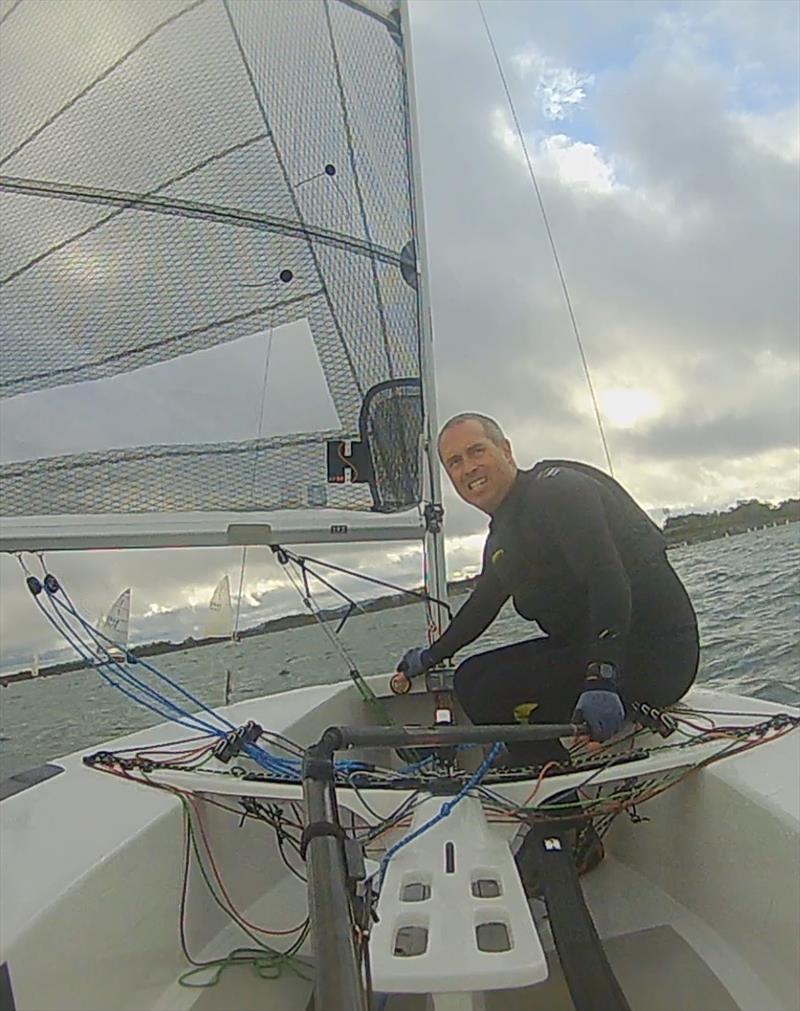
[397,413,699,762]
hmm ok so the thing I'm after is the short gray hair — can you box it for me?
[437,413,507,454]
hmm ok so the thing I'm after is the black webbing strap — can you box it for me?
[0,962,16,1011]
[300,820,346,860]
[532,824,631,1011]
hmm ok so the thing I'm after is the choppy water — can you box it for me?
[1,523,797,780]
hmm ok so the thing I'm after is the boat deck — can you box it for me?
[4,688,795,1011]
[174,924,737,1011]
[152,854,754,1011]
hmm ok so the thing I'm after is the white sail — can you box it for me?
[30,654,40,678]
[97,589,130,649]
[204,576,233,640]
[0,0,431,553]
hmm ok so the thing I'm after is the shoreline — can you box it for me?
[665,516,796,549]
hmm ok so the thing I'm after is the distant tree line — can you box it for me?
[663,498,799,545]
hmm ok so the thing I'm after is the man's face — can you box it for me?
[439,419,517,515]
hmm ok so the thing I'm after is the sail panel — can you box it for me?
[1,429,380,514]
[0,0,423,527]
[1,206,330,396]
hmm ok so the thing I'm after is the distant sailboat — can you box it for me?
[204,576,234,641]
[98,589,131,661]
[30,654,40,678]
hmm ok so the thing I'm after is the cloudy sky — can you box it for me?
[0,0,798,668]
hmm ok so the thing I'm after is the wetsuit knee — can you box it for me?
[453,654,489,721]
[624,622,699,709]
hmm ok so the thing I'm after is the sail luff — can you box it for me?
[398,0,449,632]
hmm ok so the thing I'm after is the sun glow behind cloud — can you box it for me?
[600,386,663,429]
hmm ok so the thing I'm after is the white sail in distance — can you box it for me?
[97,589,131,649]
[204,576,233,640]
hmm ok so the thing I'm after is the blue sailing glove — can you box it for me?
[397,646,434,678]
[572,662,625,742]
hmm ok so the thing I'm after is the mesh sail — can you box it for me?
[0,0,424,523]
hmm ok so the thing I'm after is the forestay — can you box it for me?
[0,0,425,538]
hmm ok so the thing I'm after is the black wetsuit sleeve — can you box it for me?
[534,469,632,673]
[427,562,509,665]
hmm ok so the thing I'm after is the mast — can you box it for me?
[399,0,449,638]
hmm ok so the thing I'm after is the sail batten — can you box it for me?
[0,173,404,282]
[0,0,423,540]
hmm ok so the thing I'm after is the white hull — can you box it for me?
[1,681,798,1011]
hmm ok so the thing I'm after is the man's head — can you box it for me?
[438,413,517,515]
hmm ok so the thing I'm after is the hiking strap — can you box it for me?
[532,823,631,1011]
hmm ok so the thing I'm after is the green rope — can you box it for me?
[176,946,311,986]
[178,797,313,988]
[179,947,311,988]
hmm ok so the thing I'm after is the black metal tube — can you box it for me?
[334,722,579,750]
[302,745,368,1011]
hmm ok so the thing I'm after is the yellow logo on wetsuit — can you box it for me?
[491,548,505,565]
[513,701,539,723]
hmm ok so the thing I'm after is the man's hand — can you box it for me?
[572,663,625,742]
[397,646,434,678]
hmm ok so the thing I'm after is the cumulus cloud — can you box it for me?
[512,44,595,121]
[734,106,800,163]
[492,109,617,194]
